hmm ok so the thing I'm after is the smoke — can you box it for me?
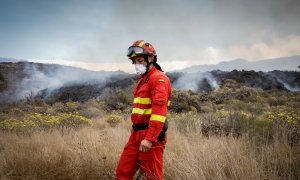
[280,81,300,92]
[268,71,300,92]
[4,62,124,102]
[2,61,299,104]
[173,72,219,92]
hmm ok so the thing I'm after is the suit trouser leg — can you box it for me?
[116,131,166,180]
[116,142,139,180]
[139,142,165,180]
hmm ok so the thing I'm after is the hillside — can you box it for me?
[0,62,131,103]
[0,62,300,180]
[181,55,300,72]
[0,62,299,103]
[0,57,27,63]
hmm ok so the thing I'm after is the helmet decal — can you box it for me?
[138,41,145,47]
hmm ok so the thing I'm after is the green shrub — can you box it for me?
[105,113,123,127]
[0,72,5,82]
[33,105,49,113]
[0,112,91,131]
[267,106,300,132]
[52,102,67,113]
[58,112,91,128]
[227,110,251,133]
[249,117,274,142]
[66,101,80,112]
[79,106,104,118]
[78,99,105,118]
[199,102,214,113]
[2,107,27,120]
[172,112,202,134]
[170,88,201,113]
[104,88,132,111]
[50,102,80,113]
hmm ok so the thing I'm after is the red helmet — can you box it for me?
[127,40,157,59]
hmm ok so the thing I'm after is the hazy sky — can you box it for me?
[1,0,300,72]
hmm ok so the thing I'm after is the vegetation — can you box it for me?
[0,72,4,82]
[103,88,133,112]
[170,88,201,112]
[105,112,124,127]
[0,72,6,90]
[0,86,299,179]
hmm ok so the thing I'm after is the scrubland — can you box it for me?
[0,86,299,180]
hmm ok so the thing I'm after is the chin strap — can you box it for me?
[143,55,163,75]
[153,56,164,72]
[143,55,151,75]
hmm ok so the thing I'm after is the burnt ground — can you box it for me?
[0,62,299,103]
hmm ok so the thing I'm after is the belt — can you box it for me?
[132,121,169,142]
[132,122,149,131]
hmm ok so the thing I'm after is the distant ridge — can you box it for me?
[0,57,27,63]
[1,55,300,72]
[180,55,300,72]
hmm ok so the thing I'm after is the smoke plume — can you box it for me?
[173,72,219,92]
[1,62,125,102]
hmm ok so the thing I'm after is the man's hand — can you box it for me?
[139,139,153,152]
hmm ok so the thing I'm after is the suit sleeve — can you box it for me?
[145,76,169,142]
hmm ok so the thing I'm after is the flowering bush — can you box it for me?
[267,106,300,131]
[105,113,123,127]
[0,112,91,131]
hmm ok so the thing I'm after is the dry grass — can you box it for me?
[165,125,299,180]
[0,117,299,180]
[0,90,299,179]
[0,118,130,180]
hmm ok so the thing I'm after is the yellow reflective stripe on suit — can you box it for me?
[132,108,152,115]
[132,108,167,123]
[134,97,171,106]
[133,97,151,104]
[150,114,166,123]
[167,100,171,106]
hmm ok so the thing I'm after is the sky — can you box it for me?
[0,0,300,73]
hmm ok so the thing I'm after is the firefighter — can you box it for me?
[116,40,172,180]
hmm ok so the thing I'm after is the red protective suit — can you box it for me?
[116,66,172,180]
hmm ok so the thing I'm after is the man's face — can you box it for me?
[131,56,147,65]
[131,55,154,65]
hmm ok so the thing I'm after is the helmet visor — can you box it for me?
[127,46,145,57]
